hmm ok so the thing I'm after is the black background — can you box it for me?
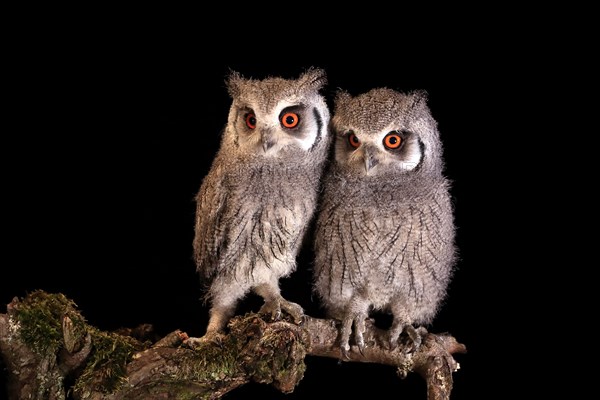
[1,15,524,399]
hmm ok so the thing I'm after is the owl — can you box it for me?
[193,67,331,343]
[312,88,456,354]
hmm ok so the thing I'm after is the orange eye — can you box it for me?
[348,132,361,148]
[383,132,402,149]
[281,112,299,128]
[245,113,257,129]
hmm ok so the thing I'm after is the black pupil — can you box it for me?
[248,116,256,125]
[285,115,295,125]
[388,136,398,145]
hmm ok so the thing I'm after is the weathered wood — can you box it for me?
[0,291,466,399]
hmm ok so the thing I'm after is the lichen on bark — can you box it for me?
[1,290,465,400]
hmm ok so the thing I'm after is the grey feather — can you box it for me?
[312,87,457,353]
[193,67,331,341]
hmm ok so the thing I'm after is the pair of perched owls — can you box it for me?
[192,67,457,353]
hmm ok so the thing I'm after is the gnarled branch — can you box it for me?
[0,291,466,399]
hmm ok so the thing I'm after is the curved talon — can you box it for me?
[355,316,366,353]
[280,299,304,324]
[403,325,422,353]
[259,298,304,323]
[259,299,282,321]
[355,332,365,354]
[387,325,423,353]
[339,311,368,356]
[340,344,351,360]
[185,331,226,348]
[357,342,365,356]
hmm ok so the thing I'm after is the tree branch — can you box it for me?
[0,291,466,400]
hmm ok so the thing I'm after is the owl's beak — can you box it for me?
[363,148,379,172]
[262,131,275,152]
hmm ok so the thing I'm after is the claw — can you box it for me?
[391,325,423,354]
[357,342,365,356]
[259,299,282,321]
[355,317,366,353]
[404,325,423,353]
[355,332,365,354]
[259,298,304,324]
[339,310,368,357]
[340,343,351,360]
[184,331,226,349]
[280,299,304,324]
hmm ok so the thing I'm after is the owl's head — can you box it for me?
[331,88,444,177]
[223,67,330,159]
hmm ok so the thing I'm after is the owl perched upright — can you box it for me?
[193,68,331,342]
[312,88,457,354]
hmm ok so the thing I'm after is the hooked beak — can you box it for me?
[363,148,379,172]
[262,130,275,152]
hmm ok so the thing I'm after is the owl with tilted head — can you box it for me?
[192,67,331,343]
[312,87,457,354]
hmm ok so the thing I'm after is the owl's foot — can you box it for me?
[259,297,304,325]
[387,325,426,353]
[184,331,227,349]
[281,299,304,324]
[339,312,367,358]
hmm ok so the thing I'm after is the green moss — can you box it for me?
[15,290,86,356]
[74,327,142,394]
[12,292,307,397]
[13,290,147,395]
[229,313,308,393]
[248,328,306,386]
[177,337,241,383]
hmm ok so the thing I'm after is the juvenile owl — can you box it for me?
[312,88,456,354]
[193,67,331,342]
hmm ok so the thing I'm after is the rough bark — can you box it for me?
[0,291,466,400]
